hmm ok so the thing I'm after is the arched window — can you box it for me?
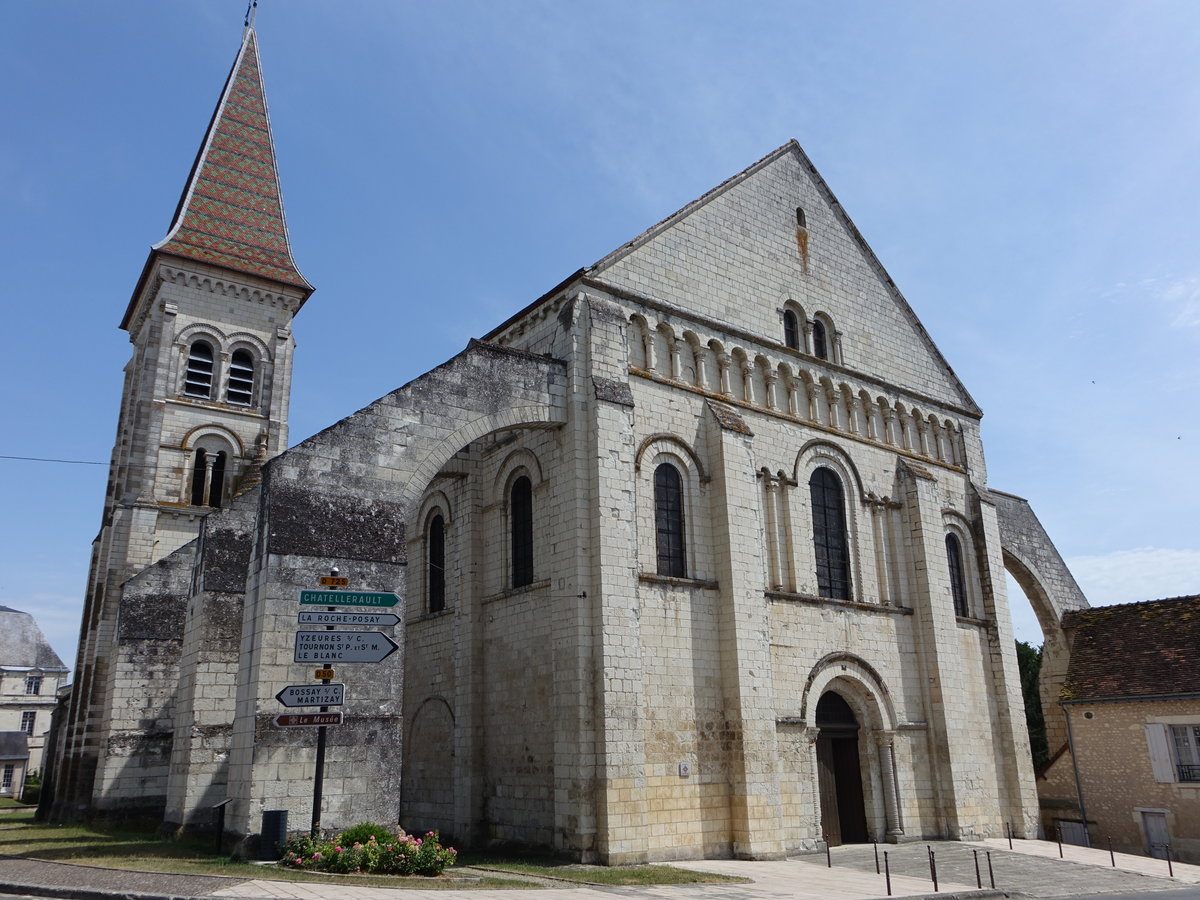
[510,475,533,588]
[189,448,207,505]
[812,319,829,360]
[428,514,446,613]
[796,207,807,229]
[654,463,687,577]
[189,448,227,508]
[946,533,969,617]
[226,349,255,405]
[184,340,215,398]
[810,467,851,600]
[783,310,800,350]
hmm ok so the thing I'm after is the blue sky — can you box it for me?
[2,1,1198,671]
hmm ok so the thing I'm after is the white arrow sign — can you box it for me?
[298,611,400,627]
[293,630,399,663]
[275,683,345,708]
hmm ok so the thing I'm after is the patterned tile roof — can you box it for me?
[152,26,310,293]
[1061,595,1200,701]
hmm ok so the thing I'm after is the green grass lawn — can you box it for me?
[457,851,749,885]
[0,813,745,888]
[0,814,533,888]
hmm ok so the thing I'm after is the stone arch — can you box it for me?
[181,423,245,457]
[991,489,1089,757]
[799,654,902,844]
[634,433,707,480]
[800,652,897,729]
[400,696,456,836]
[399,404,564,513]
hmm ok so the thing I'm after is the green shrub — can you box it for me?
[281,826,457,876]
[335,822,391,846]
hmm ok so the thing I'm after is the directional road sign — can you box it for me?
[294,630,399,663]
[274,712,343,728]
[298,590,399,608]
[275,683,345,708]
[298,611,400,627]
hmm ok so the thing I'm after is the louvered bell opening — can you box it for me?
[184,342,215,398]
[227,350,255,405]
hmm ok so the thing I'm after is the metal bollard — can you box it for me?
[973,849,982,889]
[928,846,938,892]
[1057,824,1064,858]
[1108,835,1115,867]
[1166,844,1174,878]
[1007,820,1013,850]
[825,836,831,868]
[987,850,995,889]
[873,840,880,874]
[884,850,892,897]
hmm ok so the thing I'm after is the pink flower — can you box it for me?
[335,847,343,853]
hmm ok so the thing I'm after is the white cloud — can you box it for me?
[1065,546,1200,607]
[1006,547,1200,646]
[1159,277,1200,328]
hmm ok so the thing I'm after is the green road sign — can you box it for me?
[298,590,400,608]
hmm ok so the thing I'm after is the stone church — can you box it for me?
[49,22,1091,862]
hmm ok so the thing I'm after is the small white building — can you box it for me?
[0,606,68,777]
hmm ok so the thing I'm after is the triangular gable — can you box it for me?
[590,141,979,414]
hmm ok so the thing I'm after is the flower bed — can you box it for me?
[281,825,457,876]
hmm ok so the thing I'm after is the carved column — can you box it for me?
[764,371,779,410]
[669,344,681,381]
[717,353,732,396]
[824,386,841,430]
[693,346,709,389]
[883,408,897,446]
[846,396,861,435]
[741,362,755,404]
[763,475,782,590]
[876,732,903,840]
[803,322,815,357]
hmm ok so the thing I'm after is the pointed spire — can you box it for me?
[151,24,311,295]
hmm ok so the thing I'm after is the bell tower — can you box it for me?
[53,22,312,816]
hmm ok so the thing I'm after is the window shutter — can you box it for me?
[1145,724,1175,783]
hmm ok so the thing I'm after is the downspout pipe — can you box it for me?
[1059,700,1091,847]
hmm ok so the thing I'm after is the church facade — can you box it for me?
[51,23,1090,863]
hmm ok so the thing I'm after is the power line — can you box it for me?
[0,455,107,466]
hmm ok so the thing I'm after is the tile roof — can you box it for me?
[0,608,67,671]
[153,26,310,293]
[1061,595,1200,701]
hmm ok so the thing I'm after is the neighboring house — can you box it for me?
[1038,595,1200,863]
[0,607,68,776]
[0,733,29,798]
[52,19,1089,861]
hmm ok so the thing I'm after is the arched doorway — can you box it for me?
[816,691,868,845]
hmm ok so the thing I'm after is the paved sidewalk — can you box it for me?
[0,838,1196,900]
[806,839,1194,898]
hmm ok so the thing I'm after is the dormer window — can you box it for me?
[227,349,255,405]
[184,341,215,398]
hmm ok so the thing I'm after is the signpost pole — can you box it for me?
[310,567,339,839]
